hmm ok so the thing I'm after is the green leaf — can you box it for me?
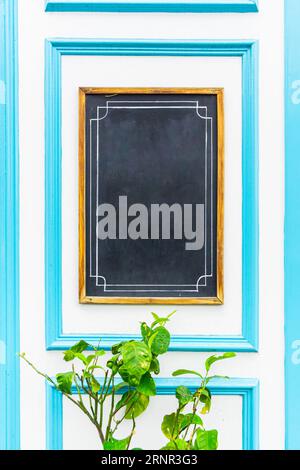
[103,436,130,450]
[117,365,131,385]
[161,413,177,439]
[161,413,186,440]
[175,386,193,407]
[74,352,89,365]
[161,439,188,450]
[124,392,149,419]
[206,375,229,383]
[56,372,74,394]
[161,441,176,450]
[172,369,203,379]
[174,439,189,450]
[205,352,236,372]
[150,327,170,355]
[85,350,105,366]
[151,312,160,322]
[150,311,176,328]
[70,340,89,353]
[194,429,218,450]
[181,413,203,431]
[87,365,104,373]
[147,331,159,350]
[120,341,152,382]
[140,322,151,341]
[149,357,160,375]
[198,388,211,414]
[111,342,125,355]
[115,390,150,419]
[90,376,101,393]
[137,372,156,396]
[107,355,119,370]
[63,350,76,362]
[63,340,90,362]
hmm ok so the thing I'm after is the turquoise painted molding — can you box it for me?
[285,0,300,451]
[46,377,259,450]
[45,39,259,352]
[44,0,259,13]
[0,0,20,450]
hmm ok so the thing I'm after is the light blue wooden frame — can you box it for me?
[45,39,259,352]
[44,0,259,13]
[285,0,300,451]
[0,0,20,450]
[46,377,259,450]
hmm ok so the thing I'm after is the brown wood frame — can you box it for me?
[79,88,224,304]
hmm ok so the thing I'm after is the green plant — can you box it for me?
[160,352,236,450]
[19,311,175,450]
[19,312,236,450]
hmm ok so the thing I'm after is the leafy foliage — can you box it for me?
[161,352,236,450]
[19,311,176,450]
[56,372,74,394]
[194,429,218,450]
[103,436,131,450]
[120,341,152,385]
[19,311,236,451]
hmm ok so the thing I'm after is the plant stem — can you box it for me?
[19,354,105,445]
[127,417,136,450]
[105,375,115,441]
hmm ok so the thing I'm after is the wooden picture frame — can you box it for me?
[79,87,224,304]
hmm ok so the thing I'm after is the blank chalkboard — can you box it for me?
[79,88,224,304]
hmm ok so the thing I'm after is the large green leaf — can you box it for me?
[194,429,218,450]
[120,341,152,381]
[118,365,133,385]
[56,371,74,394]
[181,413,203,431]
[205,352,236,372]
[114,391,136,414]
[124,392,150,419]
[140,322,151,342]
[161,413,178,440]
[115,391,150,419]
[103,436,130,450]
[161,441,177,450]
[175,386,193,407]
[150,327,170,355]
[162,411,203,440]
[161,413,188,440]
[137,373,156,396]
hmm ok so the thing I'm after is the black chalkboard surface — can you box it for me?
[79,88,224,304]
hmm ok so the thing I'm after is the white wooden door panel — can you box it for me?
[19,0,285,450]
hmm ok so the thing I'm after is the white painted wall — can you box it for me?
[18,0,285,450]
